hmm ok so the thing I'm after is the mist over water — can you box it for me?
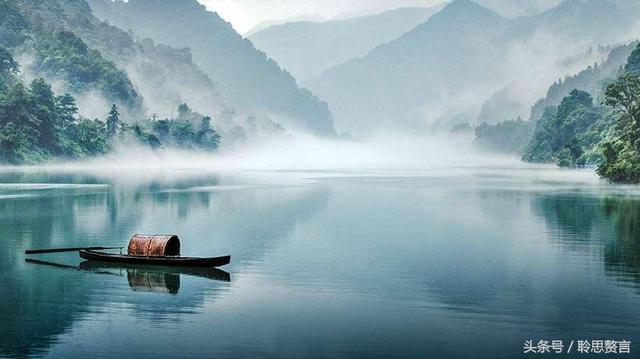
[6,1,640,358]
[26,131,520,172]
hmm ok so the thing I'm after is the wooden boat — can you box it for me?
[79,249,231,268]
[26,234,231,268]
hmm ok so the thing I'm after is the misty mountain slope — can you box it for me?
[309,0,512,134]
[309,0,639,135]
[524,0,635,46]
[478,45,615,124]
[88,0,335,136]
[477,82,530,125]
[476,0,636,126]
[4,0,228,122]
[0,0,143,116]
[529,42,637,122]
[248,6,442,82]
[480,40,637,126]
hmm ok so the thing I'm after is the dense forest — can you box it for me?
[0,0,224,164]
[0,46,219,164]
[475,42,640,183]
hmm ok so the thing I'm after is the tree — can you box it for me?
[77,118,108,155]
[625,45,640,76]
[196,116,221,151]
[152,119,170,140]
[1,82,39,143]
[522,90,601,166]
[177,103,191,118]
[0,47,18,74]
[556,89,593,120]
[171,120,195,146]
[603,74,640,142]
[106,104,120,138]
[597,74,640,182]
[56,93,78,129]
[0,122,28,163]
[29,78,57,150]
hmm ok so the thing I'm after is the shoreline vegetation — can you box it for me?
[0,47,220,165]
[473,43,640,183]
[3,38,640,183]
[1,0,640,184]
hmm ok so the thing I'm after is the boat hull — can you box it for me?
[79,250,230,268]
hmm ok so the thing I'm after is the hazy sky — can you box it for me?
[199,0,446,34]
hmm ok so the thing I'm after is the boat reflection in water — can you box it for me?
[26,258,231,294]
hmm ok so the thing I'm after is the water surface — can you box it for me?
[1,167,639,358]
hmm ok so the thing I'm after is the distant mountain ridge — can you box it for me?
[88,0,336,135]
[308,0,638,135]
[249,6,442,82]
[309,0,513,134]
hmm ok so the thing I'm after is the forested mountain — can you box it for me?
[309,0,638,136]
[474,41,636,160]
[1,0,142,116]
[88,0,335,136]
[0,0,227,163]
[248,6,442,82]
[528,43,637,122]
[519,43,640,174]
[4,0,228,124]
[477,0,636,126]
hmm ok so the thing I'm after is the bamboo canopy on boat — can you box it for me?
[128,235,181,257]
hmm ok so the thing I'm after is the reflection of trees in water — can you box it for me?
[533,194,640,287]
[0,171,329,359]
[601,198,640,285]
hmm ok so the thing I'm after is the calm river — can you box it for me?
[1,166,639,358]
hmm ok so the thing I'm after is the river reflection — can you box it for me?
[0,170,329,359]
[2,168,640,359]
[26,259,232,294]
[533,194,640,288]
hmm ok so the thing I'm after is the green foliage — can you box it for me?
[145,103,221,151]
[473,117,534,154]
[0,121,28,163]
[521,43,640,181]
[0,3,223,164]
[117,103,221,152]
[0,50,113,162]
[0,75,112,163]
[177,103,192,118]
[34,31,139,108]
[597,74,640,182]
[120,123,161,149]
[529,43,637,123]
[522,90,603,166]
[196,116,221,150]
[0,1,29,48]
[624,45,640,76]
[0,46,18,74]
[76,118,109,155]
[106,104,120,138]
[0,77,223,164]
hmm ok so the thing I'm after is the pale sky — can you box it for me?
[199,0,446,34]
